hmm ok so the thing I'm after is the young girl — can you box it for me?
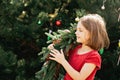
[48,14,110,80]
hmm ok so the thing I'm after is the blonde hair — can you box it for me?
[79,14,110,50]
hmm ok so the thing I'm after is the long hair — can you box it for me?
[79,14,110,50]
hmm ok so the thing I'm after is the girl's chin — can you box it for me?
[76,40,81,43]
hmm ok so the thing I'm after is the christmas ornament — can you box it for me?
[99,48,104,54]
[18,11,26,19]
[38,20,41,25]
[49,13,57,18]
[47,36,51,41]
[17,11,27,21]
[55,20,61,26]
[49,9,58,20]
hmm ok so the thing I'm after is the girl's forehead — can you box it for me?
[77,22,83,28]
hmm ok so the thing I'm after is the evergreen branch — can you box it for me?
[36,24,76,80]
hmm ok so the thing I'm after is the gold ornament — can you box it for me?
[19,11,26,18]
[49,9,58,20]
[17,11,27,21]
[49,13,57,18]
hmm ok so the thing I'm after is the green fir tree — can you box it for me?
[0,0,120,80]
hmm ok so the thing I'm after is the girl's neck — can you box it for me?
[78,44,93,54]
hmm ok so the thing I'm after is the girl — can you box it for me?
[48,14,110,80]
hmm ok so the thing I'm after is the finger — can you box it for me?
[50,49,57,54]
[53,49,60,53]
[49,53,56,57]
[60,49,64,54]
[48,44,54,50]
[50,49,59,54]
[49,57,56,61]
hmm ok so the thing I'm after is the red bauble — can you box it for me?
[55,20,61,26]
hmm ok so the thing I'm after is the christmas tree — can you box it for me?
[0,0,120,80]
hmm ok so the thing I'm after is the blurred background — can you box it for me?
[0,0,120,80]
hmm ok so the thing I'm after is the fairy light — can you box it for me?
[101,0,107,10]
[117,39,120,66]
[118,8,120,22]
[118,39,120,48]
[10,0,13,4]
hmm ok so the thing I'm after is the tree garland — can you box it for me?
[35,23,77,80]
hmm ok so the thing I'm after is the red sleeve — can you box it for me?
[85,51,101,70]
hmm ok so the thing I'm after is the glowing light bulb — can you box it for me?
[118,39,120,47]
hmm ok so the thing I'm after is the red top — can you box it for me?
[64,45,101,80]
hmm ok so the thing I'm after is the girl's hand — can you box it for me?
[49,49,66,65]
[47,44,55,50]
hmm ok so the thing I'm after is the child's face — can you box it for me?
[75,22,90,45]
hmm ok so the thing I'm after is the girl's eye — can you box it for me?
[79,30,82,32]
[76,28,82,32]
[78,29,82,32]
[76,30,82,33]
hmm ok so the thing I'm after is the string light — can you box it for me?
[101,0,107,10]
[24,3,28,7]
[118,8,120,22]
[10,0,13,4]
[37,20,41,25]
[118,39,120,48]
[75,17,80,22]
[47,30,52,40]
[117,39,120,66]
